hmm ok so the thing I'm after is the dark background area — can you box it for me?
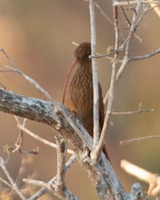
[0,1,160,199]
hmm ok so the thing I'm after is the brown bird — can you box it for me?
[63,42,109,160]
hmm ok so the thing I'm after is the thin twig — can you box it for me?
[129,48,160,61]
[104,0,150,106]
[15,154,35,187]
[94,1,113,24]
[23,178,53,191]
[89,0,100,149]
[25,149,78,200]
[90,51,119,58]
[0,49,92,153]
[120,135,160,145]
[24,177,79,200]
[112,108,154,115]
[120,6,131,26]
[17,124,74,155]
[113,1,160,7]
[121,160,160,196]
[0,177,12,188]
[73,41,115,61]
[28,155,76,200]
[15,116,73,155]
[13,116,24,153]
[55,136,66,194]
[150,3,160,18]
[93,4,119,160]
[0,157,27,200]
[0,82,6,89]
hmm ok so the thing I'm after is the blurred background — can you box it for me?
[0,0,160,199]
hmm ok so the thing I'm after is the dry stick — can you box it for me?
[120,6,143,43]
[55,136,67,197]
[116,5,160,80]
[14,107,73,155]
[28,155,76,200]
[121,160,160,196]
[112,108,154,115]
[13,116,24,153]
[24,176,80,200]
[104,0,145,105]
[147,0,160,18]
[0,49,93,153]
[27,141,78,200]
[117,49,160,85]
[94,1,113,24]
[120,135,160,145]
[120,5,131,27]
[0,157,27,200]
[0,177,12,188]
[113,1,160,7]
[126,0,143,53]
[94,5,119,160]
[119,2,151,53]
[0,82,6,89]
[89,0,100,149]
[72,41,115,61]
[23,179,53,191]
[17,124,74,155]
[134,4,155,31]
[129,48,160,61]
[103,57,128,105]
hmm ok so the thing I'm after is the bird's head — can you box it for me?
[74,42,91,63]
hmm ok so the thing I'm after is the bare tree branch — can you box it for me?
[55,136,66,193]
[89,0,100,150]
[112,107,154,115]
[55,136,75,199]
[0,49,92,154]
[94,1,113,24]
[120,135,160,145]
[0,157,27,200]
[0,0,159,199]
[29,155,76,200]
[113,1,160,7]
[121,160,160,197]
[24,177,79,200]
[0,88,131,199]
[104,0,160,106]
[129,48,160,61]
[17,123,74,155]
[94,4,119,160]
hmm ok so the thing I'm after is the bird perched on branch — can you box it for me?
[63,42,109,160]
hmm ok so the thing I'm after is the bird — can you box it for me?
[63,42,109,160]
